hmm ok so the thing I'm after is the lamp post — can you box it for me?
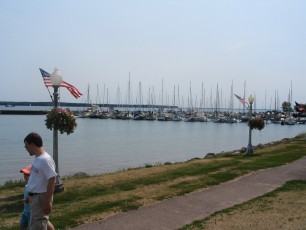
[50,68,64,192]
[246,94,254,155]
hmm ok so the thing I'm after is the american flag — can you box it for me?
[60,81,83,99]
[295,101,306,113]
[39,68,83,99]
[40,68,52,87]
[234,94,249,109]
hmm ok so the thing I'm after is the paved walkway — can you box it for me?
[71,156,306,230]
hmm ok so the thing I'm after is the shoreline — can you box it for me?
[1,136,298,187]
[65,136,301,179]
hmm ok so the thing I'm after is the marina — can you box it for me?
[1,102,305,124]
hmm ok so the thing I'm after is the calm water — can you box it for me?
[1,114,306,185]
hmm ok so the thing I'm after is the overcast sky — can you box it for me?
[0,0,305,110]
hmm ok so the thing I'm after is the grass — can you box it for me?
[1,134,306,230]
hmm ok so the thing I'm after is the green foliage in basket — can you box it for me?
[248,117,265,131]
[45,108,77,135]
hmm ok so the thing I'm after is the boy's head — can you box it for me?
[20,165,31,181]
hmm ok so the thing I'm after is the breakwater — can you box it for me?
[0,110,48,115]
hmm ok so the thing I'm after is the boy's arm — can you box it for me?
[43,176,56,215]
[24,185,29,204]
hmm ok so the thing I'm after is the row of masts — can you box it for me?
[80,74,293,112]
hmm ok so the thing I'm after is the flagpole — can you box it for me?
[47,87,54,102]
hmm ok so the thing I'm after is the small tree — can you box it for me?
[282,101,293,113]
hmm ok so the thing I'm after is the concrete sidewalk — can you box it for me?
[71,156,306,230]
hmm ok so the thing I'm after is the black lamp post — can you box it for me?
[246,94,254,155]
[50,68,64,192]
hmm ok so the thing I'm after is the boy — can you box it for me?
[20,165,31,230]
[20,165,55,230]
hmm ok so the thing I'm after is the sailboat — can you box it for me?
[77,84,92,118]
[283,82,296,125]
[77,84,106,119]
[225,80,237,123]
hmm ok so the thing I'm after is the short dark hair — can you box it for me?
[24,132,43,147]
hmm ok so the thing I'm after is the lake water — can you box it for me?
[1,114,306,185]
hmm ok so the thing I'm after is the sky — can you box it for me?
[0,0,305,110]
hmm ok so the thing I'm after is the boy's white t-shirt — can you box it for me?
[27,152,57,193]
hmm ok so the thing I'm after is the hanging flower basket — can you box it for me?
[45,108,77,135]
[248,117,265,131]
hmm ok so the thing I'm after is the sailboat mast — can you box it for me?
[96,84,99,105]
[265,89,267,112]
[210,85,213,112]
[215,83,220,113]
[189,81,193,109]
[128,72,131,106]
[230,80,234,113]
[87,83,90,106]
[162,79,164,109]
[103,84,106,109]
[291,80,293,107]
[178,85,180,108]
[201,82,204,111]
[243,81,246,114]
